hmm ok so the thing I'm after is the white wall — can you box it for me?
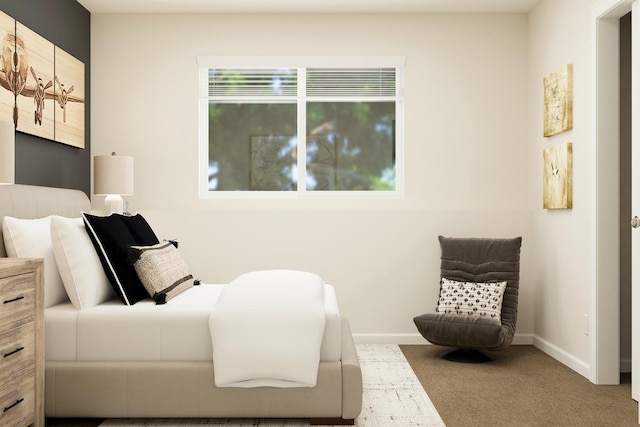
[528,0,609,374]
[90,13,534,341]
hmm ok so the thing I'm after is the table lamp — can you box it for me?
[94,152,133,213]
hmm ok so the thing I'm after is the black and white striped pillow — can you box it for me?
[129,241,194,304]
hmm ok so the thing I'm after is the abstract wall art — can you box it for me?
[543,142,573,209]
[543,64,573,138]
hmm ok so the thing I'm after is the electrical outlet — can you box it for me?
[584,314,589,335]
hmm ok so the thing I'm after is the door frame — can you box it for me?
[590,0,633,385]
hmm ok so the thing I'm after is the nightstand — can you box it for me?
[0,259,44,427]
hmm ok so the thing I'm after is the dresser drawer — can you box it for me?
[0,321,35,384]
[0,272,35,328]
[0,370,35,427]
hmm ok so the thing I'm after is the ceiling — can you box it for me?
[76,0,541,14]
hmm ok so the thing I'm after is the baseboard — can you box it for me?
[353,333,534,345]
[511,333,534,345]
[532,335,590,379]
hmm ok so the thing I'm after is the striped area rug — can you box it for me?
[101,344,445,427]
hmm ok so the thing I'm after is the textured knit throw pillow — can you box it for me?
[129,241,194,304]
[436,277,507,321]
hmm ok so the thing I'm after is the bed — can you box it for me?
[0,184,362,425]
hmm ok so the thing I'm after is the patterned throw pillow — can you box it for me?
[129,241,194,304]
[436,277,507,321]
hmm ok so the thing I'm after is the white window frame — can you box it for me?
[198,56,405,199]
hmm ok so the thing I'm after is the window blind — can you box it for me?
[207,68,297,98]
[204,67,398,98]
[306,68,397,97]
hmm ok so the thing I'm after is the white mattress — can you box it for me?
[45,284,341,362]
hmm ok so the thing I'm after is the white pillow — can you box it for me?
[2,216,68,308]
[436,277,507,321]
[50,216,114,309]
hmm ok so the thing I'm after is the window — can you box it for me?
[198,56,405,196]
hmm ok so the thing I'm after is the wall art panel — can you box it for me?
[543,64,573,137]
[543,142,573,209]
[54,46,84,148]
[16,21,54,141]
[0,11,14,122]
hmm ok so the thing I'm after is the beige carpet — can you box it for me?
[401,345,638,427]
[48,344,639,427]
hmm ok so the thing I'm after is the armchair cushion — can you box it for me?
[414,312,507,350]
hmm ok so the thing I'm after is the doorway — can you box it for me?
[591,0,633,387]
[620,11,632,377]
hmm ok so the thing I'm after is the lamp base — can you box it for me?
[104,194,124,214]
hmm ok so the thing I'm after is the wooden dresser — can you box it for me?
[0,259,44,427]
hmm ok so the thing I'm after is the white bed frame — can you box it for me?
[0,184,362,425]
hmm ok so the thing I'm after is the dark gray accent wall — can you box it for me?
[0,0,90,195]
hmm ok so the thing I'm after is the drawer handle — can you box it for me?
[3,398,23,413]
[3,295,24,304]
[3,347,24,358]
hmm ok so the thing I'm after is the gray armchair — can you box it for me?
[413,235,522,362]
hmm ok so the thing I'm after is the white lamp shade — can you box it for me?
[0,121,15,185]
[94,154,134,196]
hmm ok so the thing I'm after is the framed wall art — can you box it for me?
[0,10,85,148]
[543,64,573,137]
[543,142,573,209]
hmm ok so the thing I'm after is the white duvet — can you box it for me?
[209,269,327,388]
